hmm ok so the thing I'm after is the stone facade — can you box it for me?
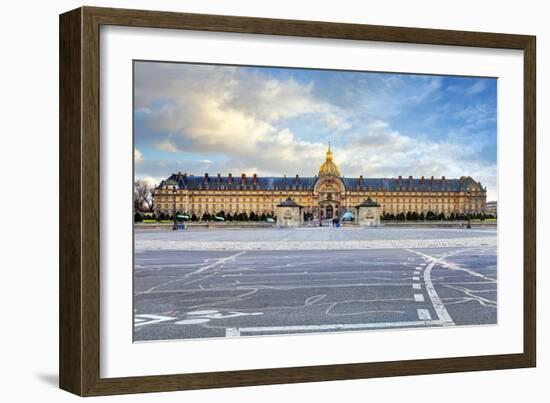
[152,146,487,219]
[356,198,382,226]
[276,198,304,227]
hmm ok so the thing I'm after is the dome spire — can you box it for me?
[318,141,340,177]
[326,141,333,161]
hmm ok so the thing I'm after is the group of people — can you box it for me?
[318,216,340,227]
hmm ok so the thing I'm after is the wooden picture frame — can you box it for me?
[59,6,536,396]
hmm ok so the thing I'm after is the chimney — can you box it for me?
[442,176,446,182]
[420,175,424,184]
[217,173,221,180]
[253,173,257,184]
[228,173,232,183]
[430,176,434,184]
[241,173,246,183]
[204,173,209,179]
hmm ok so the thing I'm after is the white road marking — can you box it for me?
[407,249,457,326]
[230,320,444,335]
[436,259,497,283]
[417,309,432,320]
[134,314,176,327]
[414,294,425,302]
[142,251,246,293]
[226,328,241,337]
[413,276,420,281]
[197,311,263,319]
[442,284,497,308]
[174,310,264,326]
[414,271,420,275]
[413,284,421,290]
[305,294,326,305]
[174,318,210,325]
[187,310,218,315]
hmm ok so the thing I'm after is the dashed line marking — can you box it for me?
[417,309,432,320]
[412,284,421,290]
[412,276,420,281]
[414,294,425,302]
[407,249,457,326]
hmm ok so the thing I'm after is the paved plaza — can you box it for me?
[134,227,497,341]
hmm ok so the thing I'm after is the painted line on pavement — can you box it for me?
[142,251,246,293]
[134,314,177,327]
[407,249,456,326]
[226,319,445,336]
[417,309,432,320]
[414,294,425,302]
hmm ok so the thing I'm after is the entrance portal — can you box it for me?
[326,205,333,219]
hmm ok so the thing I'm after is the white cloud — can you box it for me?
[135,174,162,186]
[409,77,442,103]
[466,80,487,95]
[156,140,180,153]
[135,63,346,164]
[135,63,496,199]
[453,104,496,126]
[134,148,144,164]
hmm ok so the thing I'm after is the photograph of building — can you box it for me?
[153,145,487,219]
[133,60,497,342]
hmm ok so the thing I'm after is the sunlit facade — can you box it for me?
[153,145,487,219]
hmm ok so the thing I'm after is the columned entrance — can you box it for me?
[314,145,346,221]
[319,202,339,219]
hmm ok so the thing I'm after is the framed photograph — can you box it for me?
[59,6,536,396]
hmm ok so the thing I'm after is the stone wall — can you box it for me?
[357,206,381,227]
[276,206,303,227]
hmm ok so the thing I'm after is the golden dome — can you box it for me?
[318,143,341,177]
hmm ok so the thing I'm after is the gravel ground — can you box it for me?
[135,227,496,251]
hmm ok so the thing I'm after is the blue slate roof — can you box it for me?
[159,173,484,193]
[356,197,381,208]
[277,197,303,207]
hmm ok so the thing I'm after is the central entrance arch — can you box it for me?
[319,201,340,220]
[314,145,347,220]
[314,178,346,220]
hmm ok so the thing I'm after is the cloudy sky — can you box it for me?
[134,61,498,200]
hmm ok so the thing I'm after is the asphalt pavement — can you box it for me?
[134,230,497,341]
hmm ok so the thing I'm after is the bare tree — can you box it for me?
[134,180,154,212]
